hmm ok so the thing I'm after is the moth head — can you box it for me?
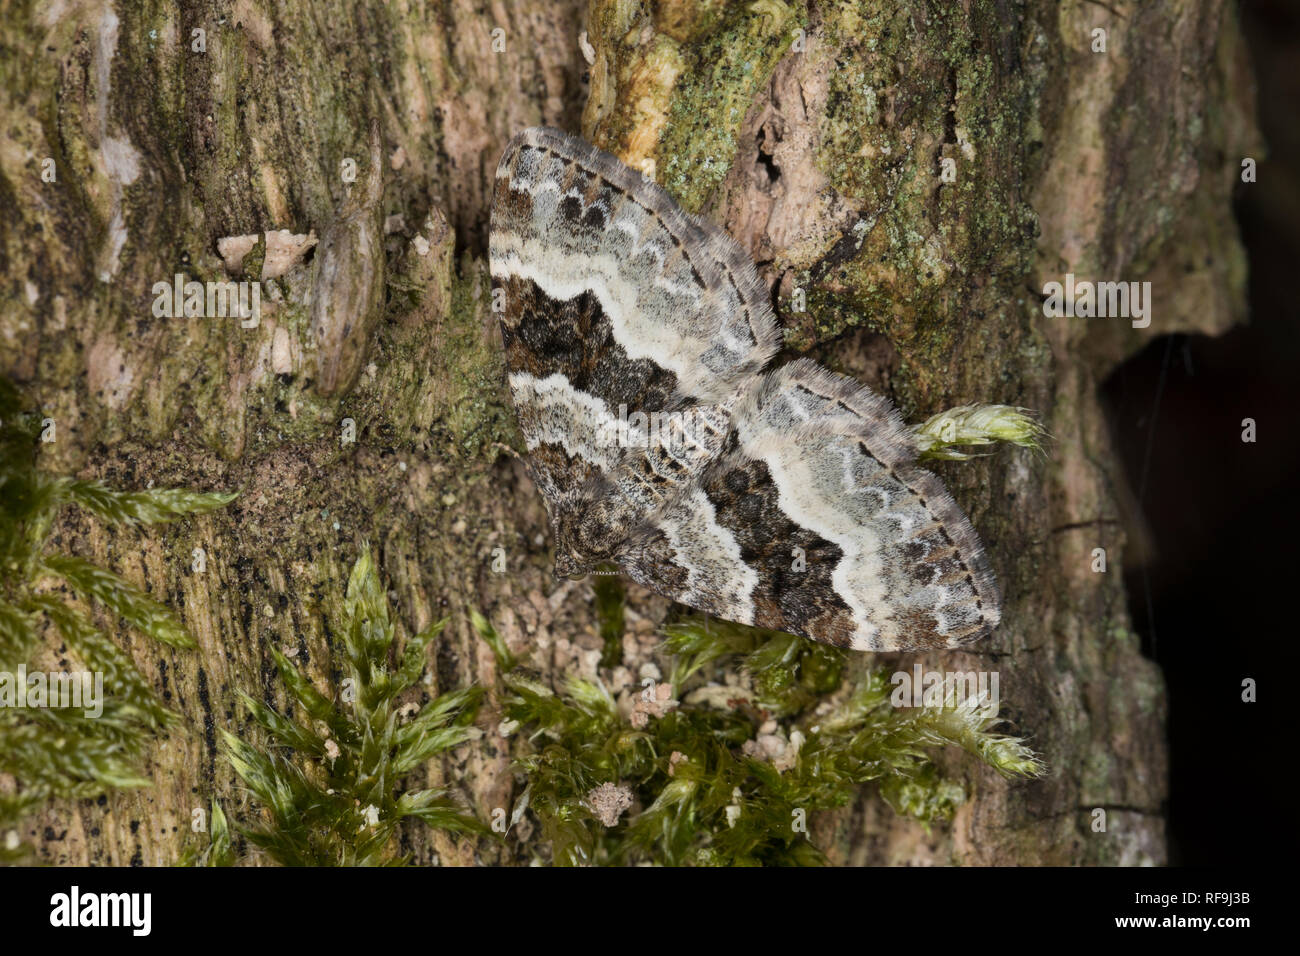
[552,495,623,578]
[552,549,586,579]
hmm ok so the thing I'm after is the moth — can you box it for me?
[489,127,1000,651]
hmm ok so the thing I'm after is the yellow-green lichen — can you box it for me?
[791,0,1038,404]
[657,1,808,212]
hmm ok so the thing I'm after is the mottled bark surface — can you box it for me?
[1,0,1257,864]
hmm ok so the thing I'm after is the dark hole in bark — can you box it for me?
[1098,0,1299,864]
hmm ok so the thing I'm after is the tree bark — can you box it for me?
[2,0,1257,865]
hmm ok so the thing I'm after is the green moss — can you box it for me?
[218,548,487,866]
[176,800,237,867]
[0,378,235,857]
[914,403,1047,460]
[478,613,1044,866]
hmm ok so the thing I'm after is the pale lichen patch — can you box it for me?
[217,230,318,278]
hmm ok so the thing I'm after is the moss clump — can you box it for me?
[219,548,486,866]
[478,613,1043,866]
[176,800,237,867]
[914,403,1047,460]
[0,377,235,860]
